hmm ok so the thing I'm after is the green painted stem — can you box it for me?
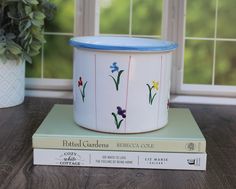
[110,70,124,91]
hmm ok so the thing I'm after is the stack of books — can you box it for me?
[32,105,207,170]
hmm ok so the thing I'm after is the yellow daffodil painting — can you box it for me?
[147,81,159,105]
[152,80,159,90]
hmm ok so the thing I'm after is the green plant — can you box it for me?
[0,0,56,63]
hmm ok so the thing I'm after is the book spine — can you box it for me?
[33,137,206,153]
[33,149,207,170]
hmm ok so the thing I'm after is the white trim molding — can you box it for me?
[75,0,100,36]
[25,90,73,99]
[179,84,236,97]
[25,78,72,91]
[171,95,236,105]
[162,0,186,94]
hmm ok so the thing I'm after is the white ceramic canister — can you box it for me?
[70,36,177,133]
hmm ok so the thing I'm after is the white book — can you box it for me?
[34,149,207,171]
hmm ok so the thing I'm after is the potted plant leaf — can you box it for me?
[0,0,55,108]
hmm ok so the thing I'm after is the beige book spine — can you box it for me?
[33,137,206,153]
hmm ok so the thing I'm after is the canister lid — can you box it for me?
[69,36,177,52]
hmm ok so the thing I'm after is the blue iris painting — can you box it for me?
[112,106,126,129]
[109,62,124,91]
[110,62,119,73]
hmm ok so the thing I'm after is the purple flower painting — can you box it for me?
[111,106,126,129]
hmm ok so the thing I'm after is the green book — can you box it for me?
[32,105,206,153]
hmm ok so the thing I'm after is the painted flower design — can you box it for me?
[112,106,126,129]
[117,106,126,118]
[109,62,124,91]
[146,81,159,105]
[78,76,88,102]
[152,80,159,90]
[110,62,119,73]
[78,77,83,86]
